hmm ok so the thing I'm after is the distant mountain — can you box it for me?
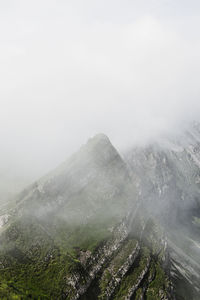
[0,128,200,299]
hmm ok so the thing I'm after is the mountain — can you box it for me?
[125,123,200,300]
[0,134,136,299]
[0,128,199,299]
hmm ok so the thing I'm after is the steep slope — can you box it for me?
[0,134,174,299]
[0,134,136,298]
[125,123,200,300]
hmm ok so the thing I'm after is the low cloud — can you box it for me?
[0,0,200,199]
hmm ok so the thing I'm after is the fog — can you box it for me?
[1,0,200,201]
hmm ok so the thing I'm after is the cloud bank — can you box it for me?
[0,0,200,200]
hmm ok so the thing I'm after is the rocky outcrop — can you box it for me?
[124,257,151,300]
[99,241,140,299]
[0,214,9,228]
[65,220,130,300]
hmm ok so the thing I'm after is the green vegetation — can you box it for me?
[54,219,114,255]
[99,269,112,297]
[98,239,137,299]
[146,262,169,300]
[0,248,82,299]
[135,288,143,299]
[0,210,172,300]
[113,247,150,300]
[0,216,115,299]
[111,239,137,273]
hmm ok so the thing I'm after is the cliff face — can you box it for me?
[125,123,200,300]
[0,129,199,299]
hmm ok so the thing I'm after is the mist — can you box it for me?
[1,0,200,201]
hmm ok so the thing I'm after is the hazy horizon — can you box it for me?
[1,0,200,202]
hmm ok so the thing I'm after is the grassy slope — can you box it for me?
[0,214,120,298]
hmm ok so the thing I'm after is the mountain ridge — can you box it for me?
[0,129,200,299]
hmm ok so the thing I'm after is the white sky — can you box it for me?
[1,0,200,200]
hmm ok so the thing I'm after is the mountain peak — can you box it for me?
[82,133,122,166]
[87,133,111,146]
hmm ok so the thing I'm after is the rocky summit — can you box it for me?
[0,128,200,299]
